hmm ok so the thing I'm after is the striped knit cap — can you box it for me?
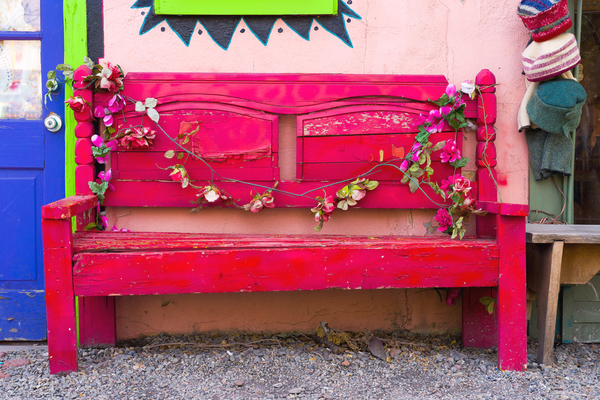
[522,32,580,82]
[518,0,572,42]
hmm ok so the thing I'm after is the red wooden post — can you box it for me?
[42,218,78,374]
[462,287,498,348]
[78,297,116,348]
[496,214,527,371]
[462,70,499,349]
[475,69,498,237]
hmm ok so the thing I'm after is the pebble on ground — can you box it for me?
[1,332,599,400]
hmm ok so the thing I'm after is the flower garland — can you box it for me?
[49,59,489,237]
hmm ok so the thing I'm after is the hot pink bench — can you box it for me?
[42,69,528,374]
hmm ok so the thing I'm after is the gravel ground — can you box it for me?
[1,332,599,400]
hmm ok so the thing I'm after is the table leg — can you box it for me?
[536,240,564,366]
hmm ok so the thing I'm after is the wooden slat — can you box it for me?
[526,224,600,244]
[300,161,455,182]
[72,231,496,253]
[300,132,457,163]
[72,242,499,297]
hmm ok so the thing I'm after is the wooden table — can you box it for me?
[526,224,600,365]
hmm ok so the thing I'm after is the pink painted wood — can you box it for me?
[42,219,77,374]
[496,214,527,371]
[77,297,116,348]
[41,69,529,375]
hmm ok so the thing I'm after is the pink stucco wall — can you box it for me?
[100,0,529,339]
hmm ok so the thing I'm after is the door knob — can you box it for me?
[44,112,63,132]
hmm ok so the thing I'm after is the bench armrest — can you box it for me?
[42,195,99,220]
[477,201,528,217]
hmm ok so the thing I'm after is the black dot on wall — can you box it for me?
[278,27,283,33]
[240,28,245,33]
[141,11,145,15]
[314,26,319,31]
[347,0,352,4]
[161,27,165,32]
[347,18,351,23]
[198,29,203,35]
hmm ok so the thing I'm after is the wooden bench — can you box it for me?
[527,224,600,365]
[42,68,528,374]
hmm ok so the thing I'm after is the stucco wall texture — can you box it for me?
[101,0,529,340]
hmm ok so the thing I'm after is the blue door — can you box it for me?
[0,0,64,340]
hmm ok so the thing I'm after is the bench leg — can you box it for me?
[462,287,498,349]
[534,241,563,366]
[43,220,78,374]
[496,215,527,371]
[78,297,116,348]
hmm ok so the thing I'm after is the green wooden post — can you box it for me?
[64,0,88,347]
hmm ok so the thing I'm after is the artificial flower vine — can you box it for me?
[50,58,489,237]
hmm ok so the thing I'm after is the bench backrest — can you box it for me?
[73,70,498,221]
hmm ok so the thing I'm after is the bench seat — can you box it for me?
[72,231,500,297]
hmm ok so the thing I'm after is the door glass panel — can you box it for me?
[0,0,40,31]
[573,1,600,223]
[0,40,42,120]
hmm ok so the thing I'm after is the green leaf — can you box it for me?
[164,150,175,159]
[401,174,410,184]
[418,152,427,165]
[487,300,495,314]
[408,179,419,193]
[412,168,424,179]
[56,64,72,72]
[409,162,419,173]
[415,127,429,143]
[449,157,469,168]
[47,70,56,80]
[431,140,446,152]
[83,56,96,69]
[84,222,98,231]
[479,296,494,306]
[177,152,185,160]
[364,180,379,190]
[449,119,461,130]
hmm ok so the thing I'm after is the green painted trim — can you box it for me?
[155,0,337,15]
[64,0,88,347]
[64,0,87,200]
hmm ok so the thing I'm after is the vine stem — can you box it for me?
[151,115,447,206]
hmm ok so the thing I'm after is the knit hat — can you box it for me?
[526,77,586,137]
[518,0,572,42]
[522,32,580,82]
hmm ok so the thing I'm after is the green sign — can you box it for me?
[154,0,338,15]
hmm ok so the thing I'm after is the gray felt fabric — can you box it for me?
[526,129,573,180]
[525,78,585,180]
